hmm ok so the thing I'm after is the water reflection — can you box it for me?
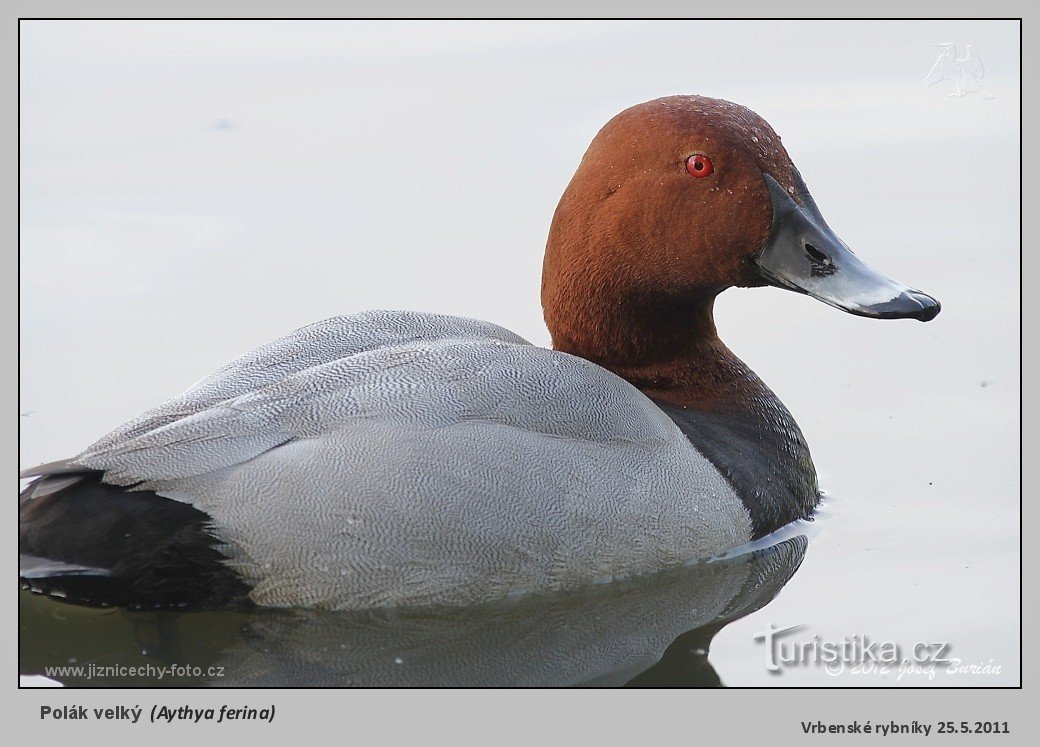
[20,534,807,687]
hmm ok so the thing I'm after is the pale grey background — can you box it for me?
[7,6,1031,740]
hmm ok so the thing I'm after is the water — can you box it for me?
[20,532,809,687]
[19,20,1020,686]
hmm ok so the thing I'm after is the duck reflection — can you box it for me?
[20,533,807,687]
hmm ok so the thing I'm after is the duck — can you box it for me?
[19,95,940,612]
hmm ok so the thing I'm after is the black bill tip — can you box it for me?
[860,290,942,322]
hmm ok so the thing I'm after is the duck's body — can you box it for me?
[20,95,939,611]
[22,311,757,609]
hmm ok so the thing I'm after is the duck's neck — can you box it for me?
[551,295,819,538]
[553,295,767,415]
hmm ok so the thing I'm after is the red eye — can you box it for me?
[685,154,714,177]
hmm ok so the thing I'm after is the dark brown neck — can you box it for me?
[553,295,770,414]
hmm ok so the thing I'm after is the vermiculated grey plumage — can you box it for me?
[22,311,750,610]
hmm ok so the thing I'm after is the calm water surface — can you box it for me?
[20,531,809,687]
[19,21,1020,686]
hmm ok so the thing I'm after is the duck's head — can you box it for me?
[542,95,940,367]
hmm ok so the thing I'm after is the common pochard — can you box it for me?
[20,95,939,610]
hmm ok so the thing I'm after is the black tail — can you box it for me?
[19,471,251,610]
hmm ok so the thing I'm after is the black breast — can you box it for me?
[651,398,820,538]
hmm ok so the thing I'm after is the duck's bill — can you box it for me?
[752,173,940,322]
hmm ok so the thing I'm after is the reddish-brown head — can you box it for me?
[541,95,939,376]
[542,95,798,366]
